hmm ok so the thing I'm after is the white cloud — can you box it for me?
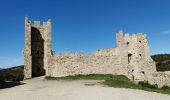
[161,30,170,35]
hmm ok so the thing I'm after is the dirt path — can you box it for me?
[0,76,170,100]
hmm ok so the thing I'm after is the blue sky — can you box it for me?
[0,0,170,68]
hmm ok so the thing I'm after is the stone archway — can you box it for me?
[31,27,45,77]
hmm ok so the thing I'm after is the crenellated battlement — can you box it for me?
[25,17,51,28]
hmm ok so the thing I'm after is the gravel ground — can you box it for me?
[0,76,170,100]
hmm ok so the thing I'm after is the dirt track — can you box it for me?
[0,77,170,100]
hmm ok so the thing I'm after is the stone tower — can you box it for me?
[116,31,156,81]
[23,17,52,79]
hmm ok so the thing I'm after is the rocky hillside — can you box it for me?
[0,65,24,83]
[0,68,4,70]
[151,54,170,71]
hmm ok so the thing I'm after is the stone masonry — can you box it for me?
[24,17,170,88]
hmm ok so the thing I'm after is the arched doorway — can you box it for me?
[31,27,45,77]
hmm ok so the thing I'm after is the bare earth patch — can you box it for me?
[0,76,170,100]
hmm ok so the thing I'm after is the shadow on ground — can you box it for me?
[0,81,25,89]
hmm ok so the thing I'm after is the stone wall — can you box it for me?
[148,71,170,88]
[23,18,170,88]
[47,31,156,83]
[48,48,125,77]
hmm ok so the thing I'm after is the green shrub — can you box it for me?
[138,81,158,89]
[161,86,170,89]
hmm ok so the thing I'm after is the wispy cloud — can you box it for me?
[161,30,170,35]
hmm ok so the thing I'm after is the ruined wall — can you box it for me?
[47,31,156,83]
[148,71,170,88]
[24,18,170,88]
[48,48,124,77]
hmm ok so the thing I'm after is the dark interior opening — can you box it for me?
[132,69,134,72]
[141,71,145,74]
[131,69,134,80]
[31,27,45,77]
[128,53,132,63]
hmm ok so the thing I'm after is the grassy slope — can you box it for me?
[46,74,170,95]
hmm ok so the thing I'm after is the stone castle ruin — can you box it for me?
[24,17,170,88]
